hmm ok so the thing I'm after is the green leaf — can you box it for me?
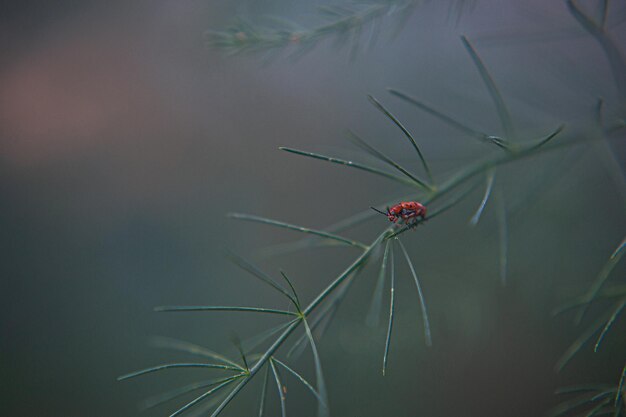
[225,251,299,306]
[548,391,613,417]
[469,169,495,225]
[288,266,368,360]
[273,357,327,407]
[258,365,270,417]
[383,245,395,375]
[286,272,358,359]
[612,237,626,259]
[258,192,425,259]
[270,359,287,417]
[118,363,241,381]
[243,319,301,355]
[366,240,391,328]
[397,239,432,346]
[169,376,241,417]
[229,213,368,250]
[231,334,249,371]
[208,231,393,417]
[279,270,301,311]
[556,313,612,372]
[496,187,508,286]
[594,297,626,352]
[575,235,626,324]
[566,0,601,35]
[279,146,417,186]
[615,364,626,408]
[528,125,565,151]
[367,95,433,183]
[584,397,612,417]
[565,0,626,101]
[303,317,329,417]
[155,306,299,316]
[141,377,238,410]
[461,35,515,143]
[149,337,243,370]
[555,385,615,395]
[553,285,626,316]
[387,88,491,144]
[347,130,432,191]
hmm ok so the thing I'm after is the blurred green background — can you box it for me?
[1,1,625,416]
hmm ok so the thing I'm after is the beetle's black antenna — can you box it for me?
[371,207,388,216]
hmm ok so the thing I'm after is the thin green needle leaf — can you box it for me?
[303,317,329,417]
[231,335,249,371]
[286,273,355,359]
[575,235,626,324]
[496,187,508,286]
[599,0,608,29]
[596,98,605,130]
[280,270,301,310]
[461,35,516,142]
[382,245,395,376]
[303,267,369,356]
[141,377,239,410]
[469,169,495,226]
[584,397,613,417]
[228,213,368,250]
[256,239,348,260]
[155,306,299,317]
[270,359,287,417]
[288,269,364,359]
[565,0,600,36]
[528,125,565,151]
[612,237,626,259]
[616,364,626,407]
[594,297,626,352]
[435,130,606,206]
[258,365,270,417]
[427,180,482,218]
[387,88,491,144]
[279,146,417,186]
[243,319,300,355]
[260,192,424,260]
[303,230,387,315]
[367,95,433,183]
[556,312,612,372]
[548,391,613,417]
[118,363,241,380]
[397,239,432,346]
[555,385,615,395]
[273,358,327,407]
[225,251,298,306]
[347,130,432,190]
[210,232,386,417]
[287,320,319,360]
[553,285,626,316]
[566,0,626,101]
[169,376,241,417]
[149,337,243,370]
[366,240,391,328]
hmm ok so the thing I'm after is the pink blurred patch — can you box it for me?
[0,26,158,167]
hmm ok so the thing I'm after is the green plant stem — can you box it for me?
[228,213,368,249]
[210,129,608,416]
[210,230,390,417]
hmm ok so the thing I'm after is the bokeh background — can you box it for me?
[1,1,625,416]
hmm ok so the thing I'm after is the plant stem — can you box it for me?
[211,229,390,416]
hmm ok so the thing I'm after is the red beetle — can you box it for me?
[371,201,427,226]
